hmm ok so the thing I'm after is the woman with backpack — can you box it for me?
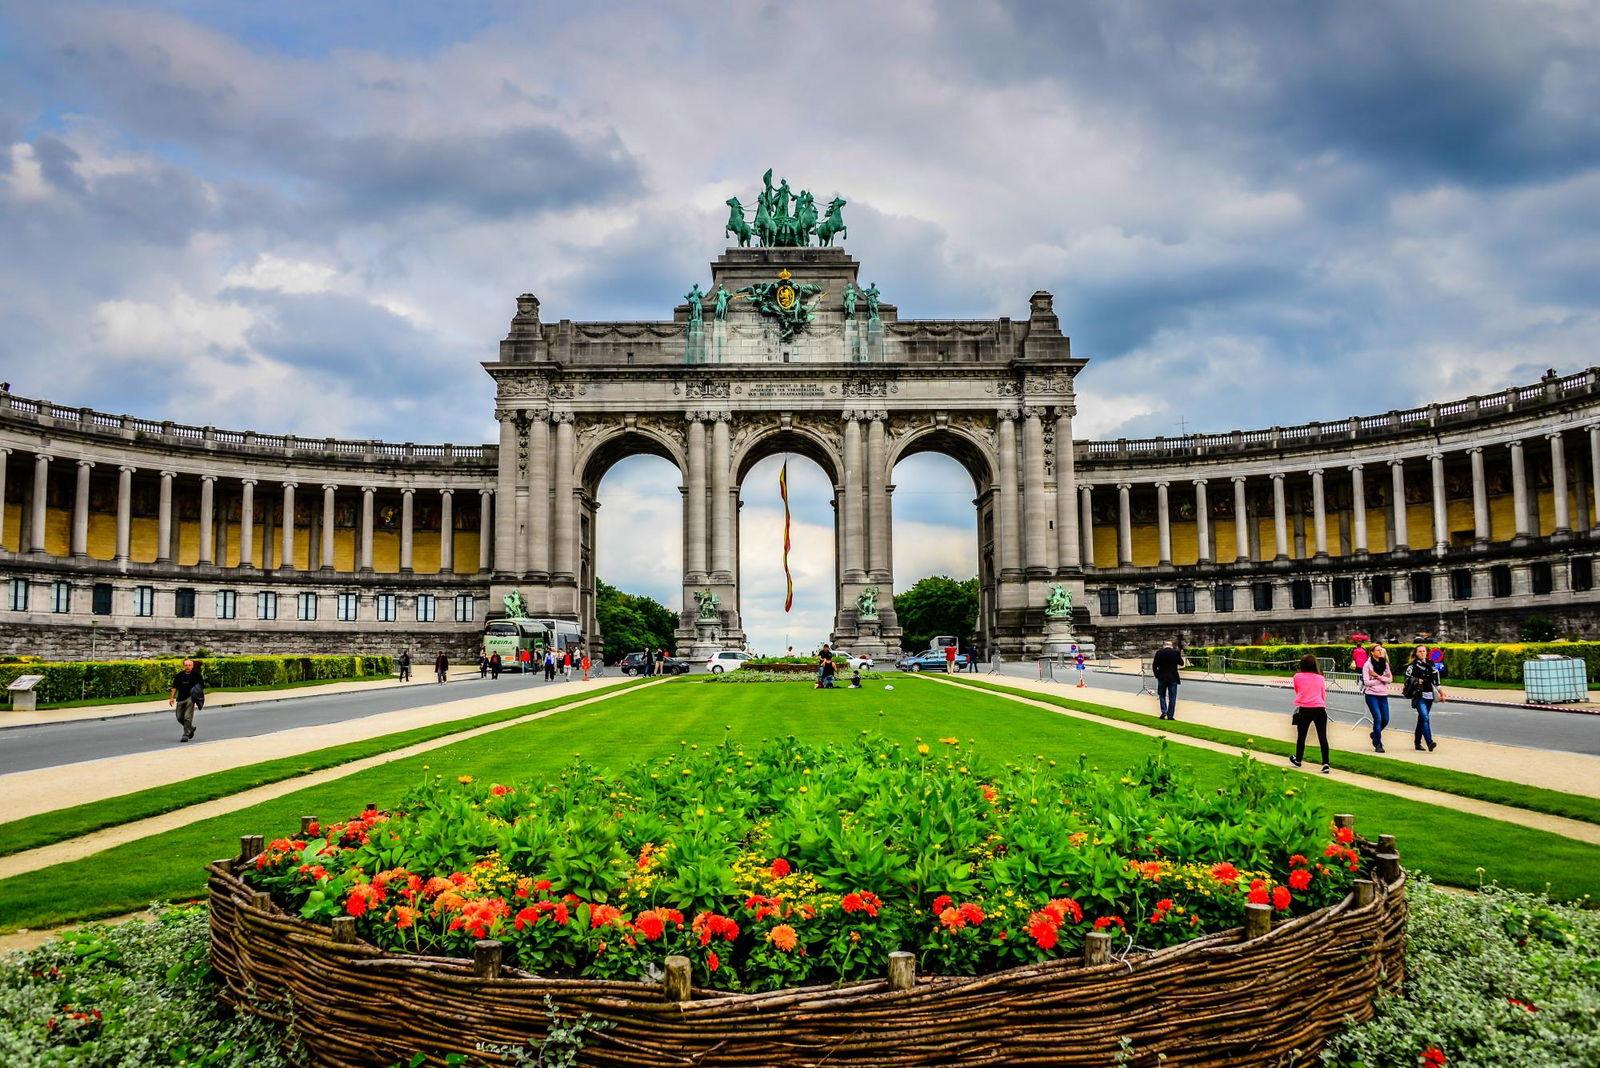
[1404,645,1445,751]
[1289,653,1332,774]
[1360,643,1393,753]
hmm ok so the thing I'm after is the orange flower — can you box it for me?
[958,902,985,925]
[588,904,624,929]
[938,906,967,932]
[393,906,417,929]
[490,784,510,797]
[768,924,799,951]
[770,857,791,879]
[1210,862,1239,885]
[980,784,998,803]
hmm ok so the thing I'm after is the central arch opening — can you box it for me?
[736,431,839,657]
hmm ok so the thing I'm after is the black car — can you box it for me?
[617,652,691,676]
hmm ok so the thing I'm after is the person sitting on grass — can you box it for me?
[849,667,862,688]
[1290,652,1332,774]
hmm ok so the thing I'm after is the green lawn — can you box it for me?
[1,676,1596,933]
[938,674,1600,826]
[0,678,652,858]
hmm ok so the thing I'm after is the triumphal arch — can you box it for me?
[484,172,1088,658]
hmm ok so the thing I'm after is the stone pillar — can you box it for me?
[1271,472,1289,561]
[997,413,1022,575]
[551,414,576,582]
[709,413,732,581]
[1079,484,1095,569]
[196,473,215,565]
[1389,459,1409,553]
[1115,482,1133,567]
[239,478,255,568]
[71,459,94,558]
[1549,432,1570,538]
[1155,481,1172,566]
[1509,439,1531,544]
[439,489,455,573]
[478,490,493,572]
[280,482,297,569]
[399,489,415,571]
[494,412,519,573]
[157,469,175,564]
[1469,448,1489,548]
[0,449,8,550]
[1231,477,1250,562]
[1194,479,1210,564]
[1055,407,1080,569]
[529,413,551,576]
[117,465,134,564]
[1022,408,1050,573]
[359,485,375,572]
[1310,468,1328,559]
[1430,452,1449,557]
[1350,465,1368,556]
[841,414,866,582]
[867,414,890,580]
[1590,425,1600,537]
[29,453,50,555]
[685,415,708,582]
[320,485,337,570]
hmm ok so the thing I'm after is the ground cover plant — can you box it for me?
[241,733,1365,990]
[1188,642,1600,686]
[0,654,395,705]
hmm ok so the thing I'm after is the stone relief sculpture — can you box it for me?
[856,585,879,620]
[694,589,721,622]
[503,590,528,620]
[1045,584,1073,618]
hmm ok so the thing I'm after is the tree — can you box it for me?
[595,580,678,663]
[893,575,979,652]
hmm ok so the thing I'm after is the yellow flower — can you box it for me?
[799,785,809,793]
[458,775,474,785]
[916,743,930,755]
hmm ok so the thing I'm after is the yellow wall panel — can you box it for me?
[44,509,69,556]
[1488,495,1516,542]
[1092,526,1116,566]
[2,502,21,552]
[1130,524,1159,567]
[86,512,117,560]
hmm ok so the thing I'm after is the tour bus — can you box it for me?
[482,617,585,670]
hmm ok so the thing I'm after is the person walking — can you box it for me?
[543,648,557,681]
[944,642,958,675]
[478,653,489,679]
[580,652,592,681]
[489,651,502,680]
[168,658,202,742]
[562,648,572,677]
[398,650,412,682]
[434,653,449,684]
[1360,643,1394,752]
[1404,645,1445,751]
[1074,650,1088,688]
[1151,641,1184,720]
[1289,653,1332,774]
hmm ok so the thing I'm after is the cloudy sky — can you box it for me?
[3,2,1598,650]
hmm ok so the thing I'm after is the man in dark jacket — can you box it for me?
[1151,641,1185,721]
[169,658,202,742]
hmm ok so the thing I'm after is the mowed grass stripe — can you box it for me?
[0,678,653,858]
[2,679,1596,933]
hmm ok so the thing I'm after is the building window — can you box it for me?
[1332,577,1354,607]
[1252,582,1273,612]
[92,583,113,615]
[1175,585,1196,614]
[416,594,436,623]
[336,593,359,622]
[7,579,29,612]
[1136,586,1157,615]
[1212,584,1234,613]
[454,594,475,623]
[216,590,237,620]
[134,586,155,617]
[257,591,278,620]
[1410,571,1433,603]
[1371,575,1393,606]
[376,593,398,622]
[1290,579,1313,610]
[1450,569,1473,600]
[1531,561,1553,595]
[1097,588,1120,617]
[297,592,318,621]
[175,588,196,618]
[51,581,71,614]
[1491,565,1512,598]
[1572,557,1594,593]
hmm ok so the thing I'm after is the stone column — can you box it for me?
[1115,482,1133,567]
[1022,408,1050,572]
[553,414,577,580]
[1194,479,1210,564]
[198,474,215,565]
[359,486,375,572]
[841,413,866,582]
[1430,452,1449,556]
[399,488,415,571]
[867,413,890,580]
[1231,476,1250,562]
[239,478,255,568]
[478,490,493,572]
[494,412,519,573]
[29,453,50,555]
[1079,484,1095,569]
[1389,459,1409,553]
[157,469,176,563]
[997,412,1022,576]
[0,449,8,549]
[1055,407,1080,569]
[1349,465,1368,556]
[1549,431,1570,538]
[116,465,134,564]
[1468,448,1489,548]
[320,485,337,570]
[1510,439,1531,544]
[529,413,551,576]
[1271,472,1289,561]
[1590,425,1600,537]
[1309,468,1328,559]
[685,415,708,582]
[280,482,297,569]
[709,413,732,581]
[1155,481,1172,566]
[439,488,455,573]
[71,459,94,558]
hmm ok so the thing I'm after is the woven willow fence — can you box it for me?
[208,823,1406,1067]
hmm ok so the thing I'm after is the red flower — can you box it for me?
[490,784,510,797]
[635,913,665,941]
[770,857,791,879]
[1289,869,1312,891]
[1420,1047,1447,1067]
[706,950,720,972]
[938,906,967,932]
[535,879,552,892]
[841,891,881,917]
[1210,862,1240,885]
[931,894,953,915]
[1272,886,1292,911]
[1027,913,1060,950]
[980,784,998,803]
[1050,898,1084,925]
[1334,826,1355,845]
[1508,997,1539,1013]
[514,907,541,931]
[345,883,382,918]
[1288,854,1308,868]
[1093,916,1126,931]
[1248,883,1270,906]
[589,904,624,929]
[959,902,986,925]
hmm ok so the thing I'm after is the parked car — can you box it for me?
[832,649,875,671]
[896,651,968,672]
[617,652,691,676]
[706,650,752,674]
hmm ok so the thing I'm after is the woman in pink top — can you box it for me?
[1360,643,1394,753]
[1290,653,1332,773]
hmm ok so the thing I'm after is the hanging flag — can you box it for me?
[779,460,794,612]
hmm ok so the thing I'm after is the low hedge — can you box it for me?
[0,654,395,704]
[1187,642,1600,684]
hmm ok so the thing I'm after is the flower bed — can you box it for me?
[213,736,1406,1064]
[702,669,818,683]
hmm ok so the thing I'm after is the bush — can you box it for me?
[1187,642,1600,685]
[0,654,395,704]
[1520,616,1560,642]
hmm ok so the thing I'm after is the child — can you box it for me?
[1290,653,1331,773]
[1074,651,1087,688]
[849,668,862,688]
